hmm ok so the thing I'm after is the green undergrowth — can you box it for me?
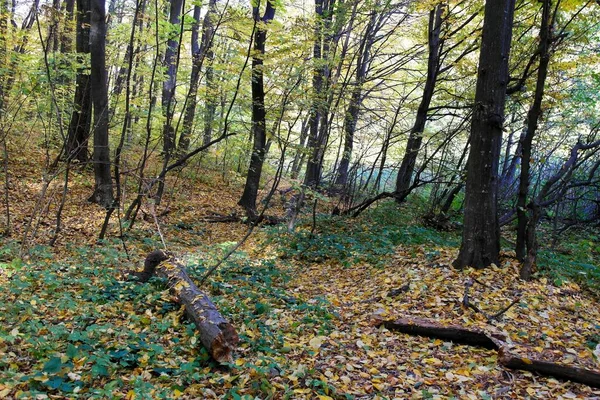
[0,242,335,399]
[538,231,600,296]
[265,200,460,267]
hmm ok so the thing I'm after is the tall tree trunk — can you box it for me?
[334,7,377,189]
[60,0,75,53]
[395,4,443,200]
[65,0,91,163]
[290,115,310,179]
[161,0,183,158]
[515,0,552,261]
[238,1,276,218]
[453,0,516,269]
[47,0,61,52]
[304,0,325,187]
[178,0,217,152]
[202,49,216,147]
[88,0,114,208]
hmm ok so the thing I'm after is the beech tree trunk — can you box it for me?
[135,251,239,363]
[65,0,91,163]
[161,0,183,158]
[89,0,114,208]
[454,0,516,269]
[516,0,552,262]
[334,8,377,189]
[238,1,276,218]
[395,5,443,200]
[178,0,217,152]
[304,0,337,187]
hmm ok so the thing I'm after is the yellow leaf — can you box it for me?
[522,358,533,365]
[309,336,326,350]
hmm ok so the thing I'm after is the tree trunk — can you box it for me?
[516,0,552,261]
[304,0,325,187]
[453,0,516,269]
[238,1,276,218]
[60,0,75,53]
[134,251,239,363]
[290,115,310,179]
[64,0,92,163]
[178,0,217,152]
[202,52,216,147]
[395,5,443,200]
[334,8,377,189]
[88,0,114,208]
[161,0,183,158]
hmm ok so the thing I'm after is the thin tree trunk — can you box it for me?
[60,0,75,53]
[65,0,91,163]
[88,0,114,208]
[178,0,217,152]
[290,114,309,179]
[238,1,276,218]
[516,0,552,261]
[334,7,377,189]
[395,4,443,199]
[161,0,183,158]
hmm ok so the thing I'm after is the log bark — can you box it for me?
[376,316,600,388]
[378,317,503,350]
[135,250,239,363]
[498,348,600,388]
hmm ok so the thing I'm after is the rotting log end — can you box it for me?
[211,323,240,363]
[132,250,170,282]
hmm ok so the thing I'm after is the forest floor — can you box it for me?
[1,147,600,399]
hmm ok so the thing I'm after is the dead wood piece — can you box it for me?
[498,348,600,388]
[377,315,600,388]
[136,250,239,363]
[201,211,283,226]
[378,317,502,350]
[462,278,521,322]
[387,284,410,298]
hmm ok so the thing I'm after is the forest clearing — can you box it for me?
[1,0,600,398]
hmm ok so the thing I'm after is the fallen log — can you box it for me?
[376,316,600,388]
[132,250,239,363]
[498,348,600,388]
[379,317,503,350]
[200,211,283,226]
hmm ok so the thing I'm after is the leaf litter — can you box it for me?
[0,151,599,399]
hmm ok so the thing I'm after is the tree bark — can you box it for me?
[178,0,217,152]
[161,0,183,158]
[65,0,92,163]
[395,4,443,200]
[88,0,114,208]
[516,0,552,262]
[334,7,377,189]
[453,0,516,269]
[304,0,338,187]
[134,251,239,363]
[238,1,276,218]
[60,0,75,53]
